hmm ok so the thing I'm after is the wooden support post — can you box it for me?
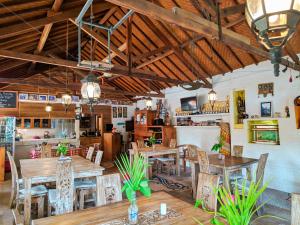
[0,147,4,182]
[126,15,133,74]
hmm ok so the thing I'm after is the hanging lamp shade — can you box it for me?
[45,104,52,112]
[245,0,300,76]
[144,97,152,109]
[61,93,72,110]
[81,72,101,104]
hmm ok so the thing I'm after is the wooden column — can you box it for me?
[127,15,133,74]
[0,147,4,182]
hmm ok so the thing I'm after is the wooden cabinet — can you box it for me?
[103,133,121,161]
[80,136,101,147]
[162,126,176,146]
[15,117,51,129]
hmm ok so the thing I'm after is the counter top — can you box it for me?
[16,138,79,145]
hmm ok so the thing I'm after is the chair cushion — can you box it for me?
[19,185,47,199]
[74,180,96,189]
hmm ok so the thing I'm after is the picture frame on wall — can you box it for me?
[19,93,28,101]
[123,107,127,118]
[48,95,56,102]
[261,102,272,117]
[118,107,123,118]
[39,95,47,101]
[112,107,117,118]
[28,93,38,101]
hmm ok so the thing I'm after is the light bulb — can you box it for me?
[45,104,52,112]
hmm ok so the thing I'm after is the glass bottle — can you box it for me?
[128,192,138,224]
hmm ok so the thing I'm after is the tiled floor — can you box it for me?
[0,172,291,225]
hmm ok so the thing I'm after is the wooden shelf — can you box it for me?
[174,113,229,118]
[174,126,220,128]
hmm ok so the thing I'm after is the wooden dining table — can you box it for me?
[20,155,105,225]
[186,154,259,198]
[32,191,222,225]
[129,146,180,178]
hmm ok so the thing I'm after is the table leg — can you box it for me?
[223,169,231,192]
[246,165,253,181]
[191,162,200,199]
[96,175,101,206]
[176,151,180,177]
[24,178,32,225]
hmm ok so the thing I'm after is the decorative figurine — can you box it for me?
[285,106,290,118]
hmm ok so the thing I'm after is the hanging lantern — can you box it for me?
[81,72,101,111]
[61,93,72,111]
[208,89,217,110]
[245,0,300,76]
[45,103,52,112]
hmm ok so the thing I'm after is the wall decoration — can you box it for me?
[123,107,127,118]
[48,95,56,102]
[28,93,38,101]
[233,90,246,129]
[118,107,123,118]
[112,107,117,118]
[258,83,273,97]
[261,102,272,117]
[219,122,231,156]
[0,91,18,110]
[39,95,47,101]
[72,96,80,102]
[19,93,28,101]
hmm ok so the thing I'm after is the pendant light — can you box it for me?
[62,20,72,112]
[45,66,52,112]
[80,4,100,112]
[208,39,217,111]
[245,0,300,76]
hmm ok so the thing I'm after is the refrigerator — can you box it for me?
[0,116,16,173]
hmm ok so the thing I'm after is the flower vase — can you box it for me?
[128,191,138,224]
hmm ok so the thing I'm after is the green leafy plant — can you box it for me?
[194,180,284,225]
[115,153,151,202]
[57,143,68,156]
[211,136,225,153]
[149,136,156,146]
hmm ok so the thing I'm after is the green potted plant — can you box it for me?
[211,136,225,160]
[194,180,284,225]
[115,153,151,224]
[149,135,156,150]
[57,142,68,158]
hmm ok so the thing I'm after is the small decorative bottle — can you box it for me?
[128,192,138,224]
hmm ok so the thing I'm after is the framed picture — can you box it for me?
[28,93,38,101]
[48,95,56,102]
[72,96,80,102]
[118,107,123,118]
[39,95,47,101]
[123,107,127,118]
[261,102,272,117]
[112,107,117,118]
[19,93,28,101]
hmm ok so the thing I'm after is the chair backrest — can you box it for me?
[7,151,20,208]
[185,145,198,158]
[86,146,94,161]
[131,142,139,155]
[95,151,104,166]
[136,139,145,148]
[41,144,52,158]
[93,143,101,150]
[233,145,243,157]
[55,157,74,215]
[292,193,300,225]
[197,150,210,173]
[255,153,269,185]
[96,173,122,206]
[169,139,177,148]
[196,172,220,212]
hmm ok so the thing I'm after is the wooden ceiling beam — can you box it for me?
[105,0,299,71]
[0,2,112,39]
[0,49,193,85]
[221,4,245,18]
[0,1,52,14]
[285,43,300,65]
[133,46,169,62]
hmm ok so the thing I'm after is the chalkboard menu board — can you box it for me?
[0,91,17,109]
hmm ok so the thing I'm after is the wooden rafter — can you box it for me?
[105,0,300,71]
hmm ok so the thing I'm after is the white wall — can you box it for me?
[111,105,135,135]
[144,60,300,193]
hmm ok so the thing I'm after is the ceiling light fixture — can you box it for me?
[246,0,300,76]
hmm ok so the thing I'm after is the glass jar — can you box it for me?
[128,191,138,224]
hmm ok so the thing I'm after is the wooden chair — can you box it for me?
[40,144,52,158]
[197,150,210,173]
[182,144,198,172]
[48,157,74,216]
[156,139,177,175]
[96,173,122,206]
[136,139,145,148]
[7,152,47,219]
[12,208,24,225]
[292,193,300,225]
[86,146,94,161]
[196,172,220,212]
[232,145,243,157]
[131,142,139,155]
[75,151,104,210]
